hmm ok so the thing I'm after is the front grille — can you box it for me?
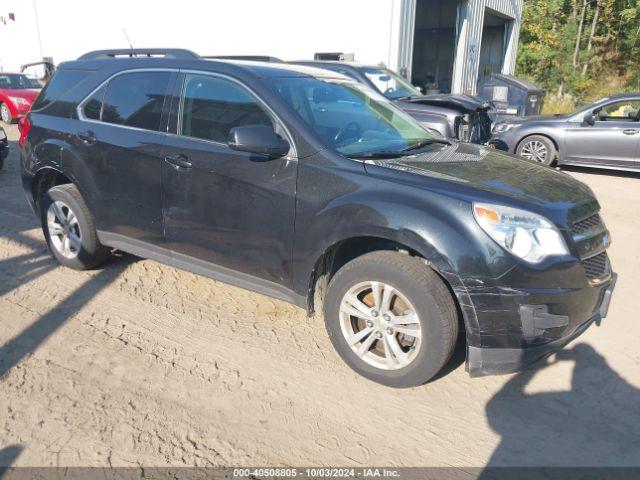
[582,252,610,281]
[572,213,603,235]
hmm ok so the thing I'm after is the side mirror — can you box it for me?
[228,125,290,159]
[584,112,596,126]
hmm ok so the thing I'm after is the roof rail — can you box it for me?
[204,55,285,64]
[78,49,200,60]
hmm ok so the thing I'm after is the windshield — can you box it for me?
[359,67,421,100]
[271,77,435,156]
[0,74,40,90]
[573,97,612,115]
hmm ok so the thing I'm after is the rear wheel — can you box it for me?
[0,103,12,124]
[516,135,557,166]
[323,251,458,388]
[40,184,111,270]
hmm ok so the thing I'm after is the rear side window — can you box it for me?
[180,74,273,143]
[31,69,92,111]
[100,71,172,131]
[82,86,106,120]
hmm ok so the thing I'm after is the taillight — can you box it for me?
[18,115,30,148]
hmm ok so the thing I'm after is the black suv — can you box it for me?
[20,49,616,387]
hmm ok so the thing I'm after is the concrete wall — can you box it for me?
[0,0,403,72]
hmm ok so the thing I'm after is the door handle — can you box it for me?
[164,154,192,169]
[623,129,639,135]
[76,130,96,145]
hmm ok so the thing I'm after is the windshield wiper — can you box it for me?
[345,150,408,160]
[345,139,451,160]
[401,138,451,153]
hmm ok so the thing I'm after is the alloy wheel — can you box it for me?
[338,281,422,370]
[0,104,9,124]
[47,200,82,259]
[520,140,548,162]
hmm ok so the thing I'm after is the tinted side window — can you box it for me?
[102,72,171,131]
[82,86,106,120]
[597,100,640,121]
[180,74,273,143]
[31,69,91,111]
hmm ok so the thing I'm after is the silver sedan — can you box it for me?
[490,94,640,172]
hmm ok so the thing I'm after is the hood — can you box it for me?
[406,94,491,113]
[364,142,595,215]
[1,88,40,102]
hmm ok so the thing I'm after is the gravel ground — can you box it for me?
[0,124,639,468]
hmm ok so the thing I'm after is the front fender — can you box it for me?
[293,169,499,344]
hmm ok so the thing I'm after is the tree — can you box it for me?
[516,0,640,104]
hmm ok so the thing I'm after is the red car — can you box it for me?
[0,73,41,124]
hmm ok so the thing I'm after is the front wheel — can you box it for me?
[516,135,557,166]
[0,103,12,124]
[323,251,459,388]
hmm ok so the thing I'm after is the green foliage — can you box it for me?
[517,0,640,102]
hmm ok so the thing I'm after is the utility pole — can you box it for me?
[32,0,43,59]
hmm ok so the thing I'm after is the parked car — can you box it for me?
[292,60,493,144]
[490,93,640,172]
[20,49,615,387]
[0,73,41,124]
[0,126,8,169]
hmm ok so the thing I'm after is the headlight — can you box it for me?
[473,203,569,263]
[492,123,518,134]
[9,97,31,108]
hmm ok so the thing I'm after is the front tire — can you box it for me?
[323,251,458,388]
[41,184,111,270]
[516,135,557,166]
[0,103,12,124]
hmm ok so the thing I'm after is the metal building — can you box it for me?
[395,0,524,95]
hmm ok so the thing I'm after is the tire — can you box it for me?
[40,184,111,270]
[516,135,557,166]
[0,103,12,124]
[323,251,458,388]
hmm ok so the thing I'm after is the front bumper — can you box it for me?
[488,130,519,153]
[467,273,617,376]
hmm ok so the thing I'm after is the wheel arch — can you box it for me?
[31,167,74,214]
[305,232,478,347]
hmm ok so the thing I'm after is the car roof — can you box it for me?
[209,59,352,79]
[605,92,640,101]
[61,56,351,82]
[293,60,383,71]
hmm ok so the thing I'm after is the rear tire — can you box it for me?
[516,135,557,166]
[40,184,111,270]
[0,103,12,124]
[323,251,458,388]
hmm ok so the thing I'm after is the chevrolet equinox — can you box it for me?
[20,49,616,387]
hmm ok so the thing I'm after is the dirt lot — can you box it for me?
[0,124,639,469]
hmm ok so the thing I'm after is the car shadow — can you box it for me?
[480,343,640,474]
[0,444,23,471]
[0,230,136,379]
